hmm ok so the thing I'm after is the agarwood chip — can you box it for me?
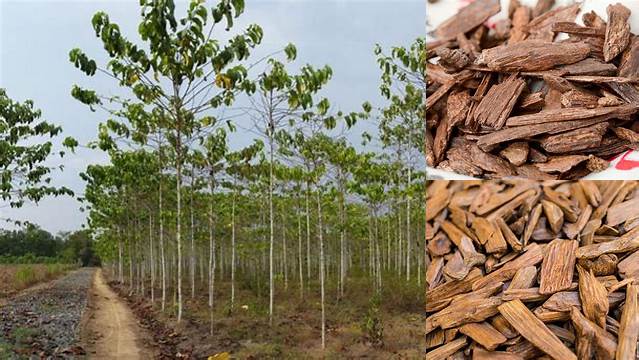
[539,123,608,154]
[616,284,638,360]
[500,142,529,166]
[477,40,590,72]
[603,3,631,62]
[577,265,609,328]
[432,0,501,41]
[539,239,578,295]
[505,104,638,127]
[618,36,639,78]
[534,155,589,173]
[498,299,577,360]
[471,75,526,130]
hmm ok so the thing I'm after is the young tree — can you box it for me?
[70,0,263,322]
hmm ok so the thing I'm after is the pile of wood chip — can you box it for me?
[425,180,639,359]
[426,0,639,179]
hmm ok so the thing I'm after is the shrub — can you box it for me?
[360,294,383,348]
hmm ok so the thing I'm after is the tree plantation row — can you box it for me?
[1,0,424,351]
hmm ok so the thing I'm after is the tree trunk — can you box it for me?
[231,185,236,311]
[316,188,326,349]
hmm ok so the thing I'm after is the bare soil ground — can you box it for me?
[108,274,424,359]
[81,269,157,359]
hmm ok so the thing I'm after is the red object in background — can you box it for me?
[614,151,639,170]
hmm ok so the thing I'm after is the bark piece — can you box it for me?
[470,144,517,176]
[539,123,608,154]
[612,127,639,143]
[505,104,638,127]
[527,3,581,42]
[603,3,631,62]
[471,75,526,130]
[433,91,472,165]
[535,155,589,173]
[477,40,590,72]
[432,0,501,41]
[539,239,578,295]
[498,299,577,360]
[618,36,639,78]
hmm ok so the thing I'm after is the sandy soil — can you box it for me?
[82,269,154,359]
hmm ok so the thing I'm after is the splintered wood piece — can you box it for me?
[580,181,602,207]
[616,284,638,360]
[619,36,639,78]
[535,155,589,173]
[470,145,517,176]
[612,127,639,143]
[603,3,631,62]
[577,253,617,276]
[523,203,542,247]
[541,200,564,234]
[426,188,450,222]
[577,265,609,328]
[477,115,614,149]
[491,314,519,339]
[499,142,529,166]
[426,256,444,290]
[425,336,468,360]
[592,181,626,221]
[539,239,578,295]
[472,243,544,291]
[436,48,470,71]
[539,123,608,153]
[552,22,606,37]
[425,329,445,350]
[498,299,577,360]
[570,307,617,360]
[496,217,523,252]
[428,233,452,257]
[510,6,531,43]
[560,89,600,109]
[444,250,472,280]
[618,250,639,279]
[576,226,639,259]
[532,0,554,18]
[471,75,526,130]
[565,204,592,240]
[528,3,581,42]
[501,287,548,302]
[558,58,617,76]
[426,296,503,333]
[509,266,537,290]
[476,183,536,215]
[431,0,501,41]
[606,197,639,227]
[505,105,638,127]
[427,267,483,304]
[477,40,590,72]
[518,92,544,110]
[433,91,472,165]
[460,322,507,350]
[472,347,524,360]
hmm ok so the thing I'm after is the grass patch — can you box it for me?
[14,266,37,288]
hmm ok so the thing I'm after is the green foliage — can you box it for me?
[0,227,97,265]
[14,265,36,287]
[361,294,383,348]
[0,89,73,209]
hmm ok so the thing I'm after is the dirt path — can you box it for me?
[83,269,153,359]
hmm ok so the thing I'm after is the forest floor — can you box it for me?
[108,272,424,359]
[80,269,156,359]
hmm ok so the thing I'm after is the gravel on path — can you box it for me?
[0,268,95,359]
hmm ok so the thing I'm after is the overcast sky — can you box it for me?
[0,0,424,234]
